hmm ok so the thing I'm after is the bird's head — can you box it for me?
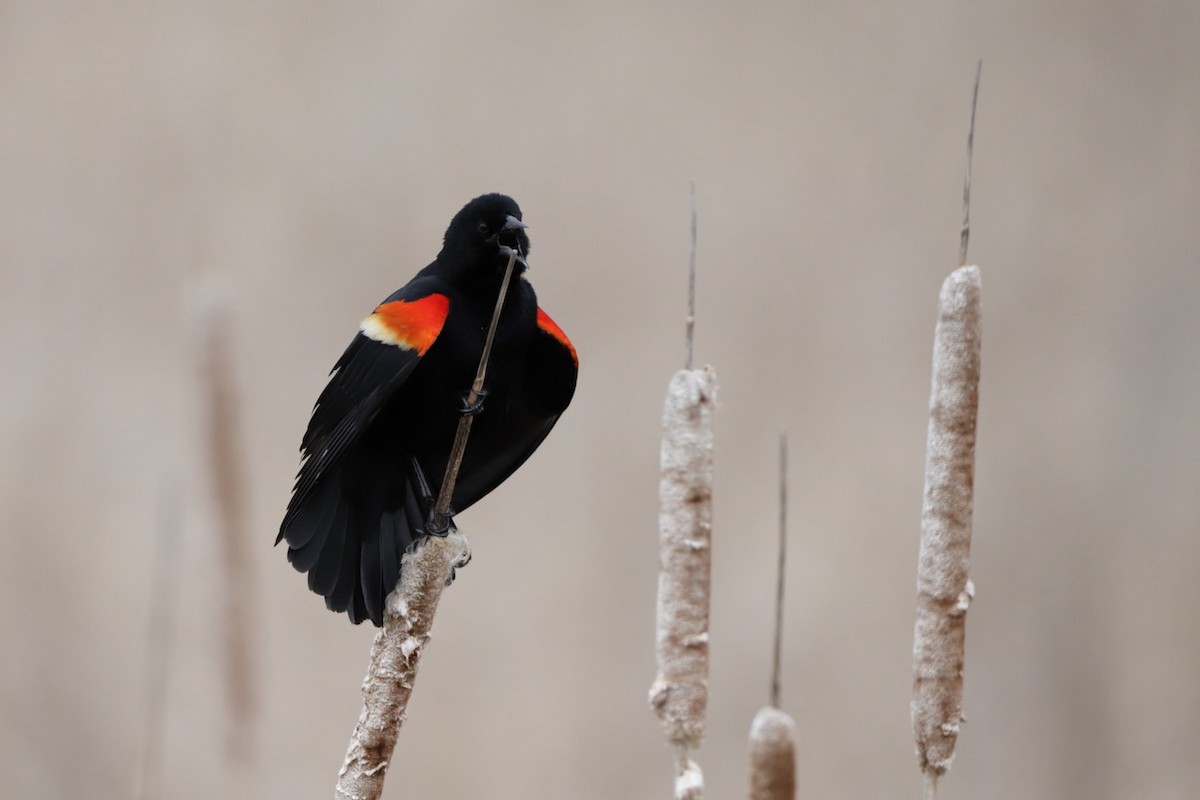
[441,193,531,273]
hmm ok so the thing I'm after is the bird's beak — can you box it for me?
[497,244,530,271]
[497,215,528,269]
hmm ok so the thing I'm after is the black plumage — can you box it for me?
[278,194,578,625]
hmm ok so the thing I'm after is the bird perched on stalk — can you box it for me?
[278,193,578,626]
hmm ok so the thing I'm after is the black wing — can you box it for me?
[450,308,578,510]
[280,279,450,535]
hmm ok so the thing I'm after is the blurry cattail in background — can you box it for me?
[196,292,258,785]
[649,183,717,799]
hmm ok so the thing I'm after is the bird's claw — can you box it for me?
[457,389,488,416]
[445,544,472,587]
[423,509,458,538]
[453,547,472,570]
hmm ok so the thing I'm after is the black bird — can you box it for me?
[278,194,578,625]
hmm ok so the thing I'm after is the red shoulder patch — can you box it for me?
[360,294,450,355]
[537,308,578,367]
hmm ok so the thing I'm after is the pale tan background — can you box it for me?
[2,2,1198,798]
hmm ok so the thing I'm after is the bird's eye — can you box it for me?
[477,221,490,234]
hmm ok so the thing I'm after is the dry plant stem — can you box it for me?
[912,266,981,780]
[747,706,797,800]
[649,367,717,798]
[335,530,470,800]
[684,179,697,370]
[744,438,796,800]
[771,433,787,709]
[959,61,982,267]
[430,246,520,529]
[199,303,257,764]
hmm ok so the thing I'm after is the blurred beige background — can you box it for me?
[3,2,1198,798]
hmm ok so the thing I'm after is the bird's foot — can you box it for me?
[457,388,488,416]
[423,510,457,538]
[446,544,472,587]
[453,546,472,570]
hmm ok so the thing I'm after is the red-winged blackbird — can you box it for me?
[278,194,577,625]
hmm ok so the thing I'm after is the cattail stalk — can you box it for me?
[959,61,982,268]
[746,435,796,800]
[336,247,519,800]
[684,179,697,370]
[334,530,470,800]
[650,184,716,798]
[911,265,981,788]
[912,64,984,796]
[771,433,787,710]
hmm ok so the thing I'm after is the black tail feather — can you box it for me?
[279,451,432,626]
[284,476,339,572]
[380,507,402,609]
[278,463,336,548]
[401,475,424,553]
[361,514,389,624]
[306,501,347,597]
[327,513,361,616]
